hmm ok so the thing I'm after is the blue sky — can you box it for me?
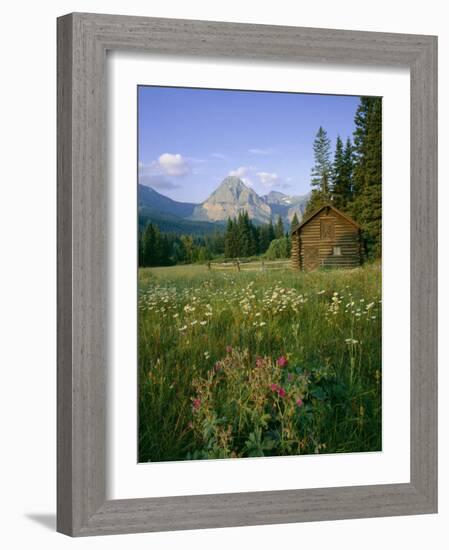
[138,86,360,203]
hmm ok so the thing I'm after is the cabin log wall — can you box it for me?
[291,207,361,271]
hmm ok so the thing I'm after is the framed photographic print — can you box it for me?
[57,13,438,536]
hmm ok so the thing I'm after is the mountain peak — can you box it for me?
[219,175,247,189]
[190,176,272,223]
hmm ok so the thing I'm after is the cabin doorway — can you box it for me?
[303,245,320,271]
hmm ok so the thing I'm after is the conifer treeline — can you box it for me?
[139,213,288,266]
[139,224,225,267]
[224,212,285,258]
[305,96,382,258]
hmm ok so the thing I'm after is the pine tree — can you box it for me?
[258,225,270,253]
[274,215,285,239]
[267,219,275,242]
[349,97,382,258]
[305,126,332,215]
[224,218,235,258]
[291,212,299,227]
[311,126,332,194]
[142,223,157,266]
[343,138,355,199]
[331,135,350,210]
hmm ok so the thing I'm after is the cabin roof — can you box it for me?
[291,204,361,233]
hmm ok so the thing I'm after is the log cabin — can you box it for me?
[291,205,363,271]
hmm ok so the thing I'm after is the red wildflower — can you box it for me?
[192,398,201,411]
[270,383,280,392]
[278,387,287,398]
[276,355,288,367]
[296,398,304,407]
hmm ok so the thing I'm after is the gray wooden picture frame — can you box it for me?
[57,12,438,537]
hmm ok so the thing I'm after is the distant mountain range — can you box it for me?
[138,176,310,234]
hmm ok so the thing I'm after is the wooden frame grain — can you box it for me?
[57,12,438,536]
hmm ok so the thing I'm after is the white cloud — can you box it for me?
[249,148,273,155]
[257,172,280,188]
[228,166,257,187]
[229,166,250,178]
[158,153,190,176]
[241,177,255,187]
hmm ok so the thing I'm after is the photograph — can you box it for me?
[137,85,382,462]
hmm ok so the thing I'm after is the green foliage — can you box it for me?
[304,188,330,216]
[331,136,354,210]
[305,126,333,215]
[139,222,226,267]
[303,97,381,259]
[265,236,290,260]
[348,97,382,258]
[291,212,299,227]
[138,263,382,461]
[311,126,332,194]
[224,212,275,258]
[274,215,285,239]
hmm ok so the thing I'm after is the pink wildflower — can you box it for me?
[270,383,280,392]
[226,345,233,354]
[276,355,288,368]
[278,387,287,398]
[296,398,304,407]
[192,398,201,411]
[255,356,264,368]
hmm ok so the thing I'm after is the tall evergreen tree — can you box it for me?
[343,138,355,198]
[349,97,382,258]
[274,215,285,239]
[258,225,270,253]
[305,126,332,215]
[142,223,157,266]
[331,136,354,210]
[291,212,299,227]
[267,219,275,243]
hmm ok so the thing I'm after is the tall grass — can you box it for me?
[138,262,381,462]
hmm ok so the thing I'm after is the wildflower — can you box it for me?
[255,356,264,368]
[296,398,304,407]
[200,320,207,326]
[179,325,188,332]
[276,355,288,368]
[345,338,358,345]
[226,345,233,354]
[270,383,280,392]
[278,387,287,398]
[214,362,222,372]
[192,398,201,411]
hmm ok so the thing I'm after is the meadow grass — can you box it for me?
[138,261,382,462]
